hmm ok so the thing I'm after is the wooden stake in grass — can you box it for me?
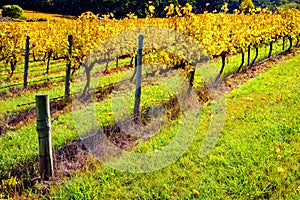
[134,35,144,119]
[36,94,53,181]
[23,36,30,89]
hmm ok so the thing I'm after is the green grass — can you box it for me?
[0,63,135,116]
[0,59,63,79]
[0,79,177,178]
[0,57,133,94]
[0,60,66,93]
[0,38,298,198]
[48,54,300,199]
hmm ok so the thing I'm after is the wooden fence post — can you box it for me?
[134,35,144,119]
[36,94,53,180]
[24,36,30,89]
[65,35,73,99]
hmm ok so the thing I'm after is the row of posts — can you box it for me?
[23,36,73,100]
[32,33,294,180]
[35,35,144,180]
[35,34,72,179]
[23,34,290,93]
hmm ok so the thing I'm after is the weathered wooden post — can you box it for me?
[24,36,30,89]
[65,35,73,99]
[134,35,144,119]
[36,94,53,180]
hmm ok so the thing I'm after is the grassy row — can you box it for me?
[0,62,137,117]
[0,38,294,170]
[0,56,134,95]
[48,53,300,199]
[0,61,66,92]
[0,59,63,76]
[0,42,298,198]
[0,39,293,141]
[0,75,178,178]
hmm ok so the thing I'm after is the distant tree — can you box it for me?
[280,1,300,9]
[239,0,256,13]
[3,0,297,17]
[194,0,225,13]
[228,0,241,11]
[2,5,23,18]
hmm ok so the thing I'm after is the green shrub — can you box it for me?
[1,5,24,18]
[38,18,48,21]
[280,2,300,10]
[239,0,255,14]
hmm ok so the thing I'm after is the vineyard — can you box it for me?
[1,8,300,73]
[0,6,300,199]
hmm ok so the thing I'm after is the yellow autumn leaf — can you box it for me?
[193,189,200,196]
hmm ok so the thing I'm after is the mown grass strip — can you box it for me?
[0,81,176,178]
[0,66,136,115]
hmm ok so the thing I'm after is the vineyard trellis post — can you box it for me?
[134,35,144,119]
[36,94,54,181]
[65,35,73,99]
[23,36,30,89]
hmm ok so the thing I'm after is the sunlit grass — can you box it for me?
[49,54,300,199]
